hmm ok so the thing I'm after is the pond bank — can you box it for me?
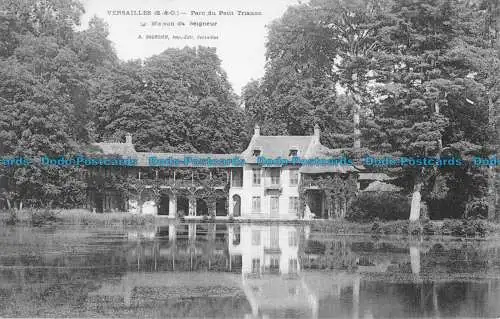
[1,208,499,237]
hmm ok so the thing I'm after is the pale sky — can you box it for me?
[80,0,300,95]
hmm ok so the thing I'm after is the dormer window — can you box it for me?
[252,148,262,157]
[289,148,298,157]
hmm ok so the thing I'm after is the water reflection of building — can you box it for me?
[228,225,301,277]
[228,224,319,318]
[89,224,381,318]
[86,224,500,319]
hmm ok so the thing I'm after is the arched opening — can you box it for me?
[176,196,189,217]
[232,195,241,217]
[196,199,208,216]
[216,198,227,216]
[306,191,323,218]
[158,194,170,216]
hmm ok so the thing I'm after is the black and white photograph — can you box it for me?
[0,0,499,318]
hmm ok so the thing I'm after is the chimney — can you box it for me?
[125,133,132,144]
[313,124,320,143]
[254,124,260,137]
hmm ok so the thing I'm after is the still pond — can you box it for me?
[1,223,499,318]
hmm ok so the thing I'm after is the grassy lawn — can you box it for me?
[0,208,157,227]
[1,208,499,237]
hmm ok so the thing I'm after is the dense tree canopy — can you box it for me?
[0,0,111,207]
[242,3,354,147]
[91,47,247,153]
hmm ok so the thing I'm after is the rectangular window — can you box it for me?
[289,169,299,186]
[270,168,280,185]
[231,168,243,187]
[289,196,299,214]
[270,196,279,216]
[252,258,260,274]
[270,256,280,272]
[252,230,261,245]
[252,196,261,213]
[252,168,261,186]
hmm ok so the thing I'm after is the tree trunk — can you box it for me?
[435,101,443,153]
[138,192,143,215]
[487,94,497,220]
[410,170,423,221]
[350,92,361,149]
[354,104,361,149]
[496,168,500,220]
[488,166,496,220]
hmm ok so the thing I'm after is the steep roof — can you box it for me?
[242,135,315,163]
[90,126,358,171]
[134,152,241,167]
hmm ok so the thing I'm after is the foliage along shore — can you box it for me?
[1,208,499,238]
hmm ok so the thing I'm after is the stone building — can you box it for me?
[87,125,359,220]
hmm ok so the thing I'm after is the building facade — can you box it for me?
[87,125,359,220]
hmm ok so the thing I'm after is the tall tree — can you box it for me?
[0,1,116,207]
[309,0,389,149]
[244,2,372,147]
[91,47,248,153]
[369,0,497,220]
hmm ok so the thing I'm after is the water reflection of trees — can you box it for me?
[1,225,500,318]
[0,229,130,317]
[422,243,489,274]
[299,237,498,277]
[300,240,358,270]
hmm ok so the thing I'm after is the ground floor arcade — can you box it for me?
[85,168,359,220]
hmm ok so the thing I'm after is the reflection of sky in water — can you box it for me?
[0,224,499,318]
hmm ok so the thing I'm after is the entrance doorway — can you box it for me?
[158,194,170,216]
[216,198,227,216]
[196,199,208,216]
[176,196,189,217]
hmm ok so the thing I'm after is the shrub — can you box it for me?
[348,192,410,222]
[409,221,423,235]
[380,220,409,234]
[465,198,488,219]
[5,209,19,225]
[422,220,437,235]
[31,208,61,227]
[442,218,486,237]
